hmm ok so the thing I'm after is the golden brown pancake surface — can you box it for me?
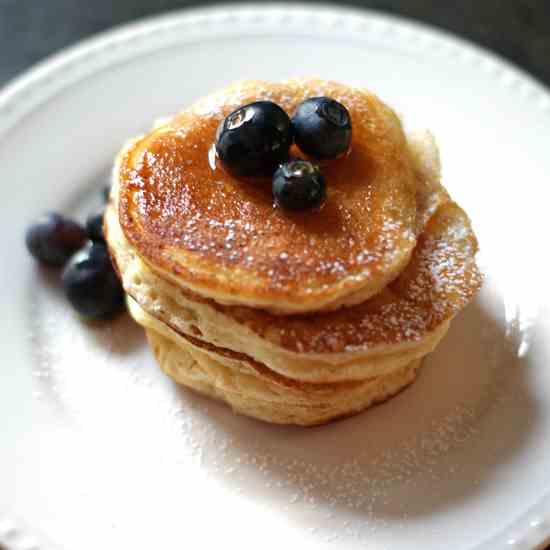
[106,197,481,357]
[118,79,418,312]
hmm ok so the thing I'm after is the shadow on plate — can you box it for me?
[172,295,541,520]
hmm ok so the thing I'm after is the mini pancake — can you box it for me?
[144,324,423,427]
[116,79,418,314]
[127,295,430,394]
[105,190,476,383]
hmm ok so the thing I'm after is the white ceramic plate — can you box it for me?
[1,4,550,549]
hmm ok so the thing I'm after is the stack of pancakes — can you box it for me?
[105,79,482,426]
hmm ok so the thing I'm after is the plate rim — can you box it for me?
[1,3,549,549]
[1,2,549,135]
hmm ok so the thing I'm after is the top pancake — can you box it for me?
[117,79,418,313]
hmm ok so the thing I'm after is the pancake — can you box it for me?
[116,79,418,314]
[106,187,474,383]
[127,295,435,391]
[144,325,422,426]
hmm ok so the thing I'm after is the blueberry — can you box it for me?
[272,160,326,211]
[292,97,351,159]
[215,101,292,177]
[25,213,87,267]
[62,242,125,321]
[86,209,105,242]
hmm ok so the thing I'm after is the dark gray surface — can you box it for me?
[0,0,549,89]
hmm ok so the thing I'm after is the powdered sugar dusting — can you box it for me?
[166,316,510,543]
[28,248,520,547]
[220,200,483,354]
